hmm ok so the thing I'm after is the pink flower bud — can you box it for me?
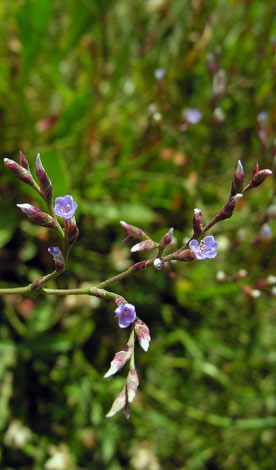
[131,240,158,253]
[17,203,57,228]
[120,220,150,241]
[106,386,127,418]
[4,158,37,190]
[64,217,79,248]
[222,193,243,217]
[175,249,196,261]
[231,160,244,196]
[104,345,132,378]
[192,208,203,237]
[36,154,53,205]
[251,169,273,188]
[134,319,151,352]
[126,368,139,403]
[159,227,174,248]
[19,151,30,171]
[253,162,260,176]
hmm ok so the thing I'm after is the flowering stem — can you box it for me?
[0,250,184,297]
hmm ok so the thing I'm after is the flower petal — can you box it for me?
[189,239,199,251]
[203,235,215,248]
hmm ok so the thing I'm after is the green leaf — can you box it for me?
[16,0,51,80]
[0,205,16,248]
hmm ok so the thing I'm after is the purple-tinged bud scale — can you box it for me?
[17,203,57,228]
[134,319,151,352]
[250,169,273,188]
[126,368,139,403]
[159,227,174,248]
[231,160,244,196]
[4,158,37,190]
[120,220,150,241]
[193,208,203,237]
[19,151,30,171]
[106,386,127,418]
[104,345,132,378]
[131,240,158,253]
[36,154,53,205]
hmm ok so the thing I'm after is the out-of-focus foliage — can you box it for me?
[0,0,276,468]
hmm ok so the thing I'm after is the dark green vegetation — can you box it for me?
[0,0,276,468]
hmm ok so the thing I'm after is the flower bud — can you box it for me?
[217,194,243,221]
[250,169,273,188]
[126,368,139,403]
[159,228,174,248]
[48,246,65,272]
[241,285,261,300]
[192,208,203,237]
[120,220,150,241]
[36,154,53,205]
[17,203,57,228]
[104,345,132,378]
[19,151,30,171]
[134,319,151,352]
[4,158,37,190]
[131,240,158,253]
[106,386,127,418]
[253,162,260,176]
[230,160,244,196]
[175,249,196,261]
[64,217,79,248]
[154,258,165,271]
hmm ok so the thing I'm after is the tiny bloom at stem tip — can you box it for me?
[115,303,136,328]
[183,108,202,124]
[54,195,78,219]
[189,235,218,260]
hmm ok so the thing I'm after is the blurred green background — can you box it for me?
[0,0,276,468]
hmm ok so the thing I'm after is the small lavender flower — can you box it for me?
[189,235,218,260]
[154,68,166,81]
[183,108,202,124]
[257,111,268,123]
[115,303,137,328]
[259,223,273,239]
[54,195,78,219]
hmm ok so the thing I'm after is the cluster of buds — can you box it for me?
[4,151,79,268]
[105,313,151,418]
[2,152,273,419]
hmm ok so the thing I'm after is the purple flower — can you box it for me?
[189,235,218,260]
[257,111,268,123]
[154,68,166,80]
[115,303,136,328]
[184,108,202,124]
[54,195,77,219]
